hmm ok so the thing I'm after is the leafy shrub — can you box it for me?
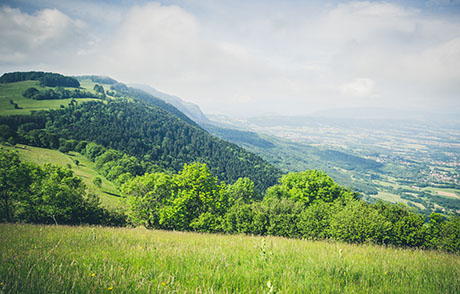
[328,199,392,244]
[266,170,357,206]
[297,201,335,240]
[0,150,124,225]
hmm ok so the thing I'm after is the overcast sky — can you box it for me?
[1,0,459,117]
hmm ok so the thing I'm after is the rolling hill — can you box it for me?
[0,72,282,191]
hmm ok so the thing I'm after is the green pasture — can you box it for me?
[3,145,122,209]
[0,224,459,293]
[0,81,101,115]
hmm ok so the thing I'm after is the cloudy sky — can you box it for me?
[1,0,459,117]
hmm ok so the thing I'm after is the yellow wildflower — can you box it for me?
[108,286,113,290]
[162,281,166,286]
[91,273,96,277]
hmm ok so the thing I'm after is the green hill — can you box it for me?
[0,71,282,191]
[0,80,101,116]
[1,144,122,209]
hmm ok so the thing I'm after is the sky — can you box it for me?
[0,0,459,117]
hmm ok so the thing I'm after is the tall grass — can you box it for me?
[1,224,459,293]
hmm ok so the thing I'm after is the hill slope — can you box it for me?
[0,72,282,191]
[129,83,210,124]
[1,144,122,208]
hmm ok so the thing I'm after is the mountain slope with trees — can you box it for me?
[0,72,282,191]
[129,83,210,124]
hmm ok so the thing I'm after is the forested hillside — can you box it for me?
[0,72,281,191]
[130,83,210,123]
[107,81,197,126]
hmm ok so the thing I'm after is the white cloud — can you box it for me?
[106,3,211,83]
[323,1,417,41]
[0,6,91,66]
[317,1,460,107]
[232,94,253,104]
[101,2,281,115]
[341,78,375,97]
[0,1,459,116]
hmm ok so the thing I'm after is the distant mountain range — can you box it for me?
[129,84,210,124]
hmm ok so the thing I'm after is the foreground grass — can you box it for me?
[0,224,459,293]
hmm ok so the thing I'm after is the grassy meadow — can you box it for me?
[0,224,459,293]
[2,144,122,209]
[0,80,102,116]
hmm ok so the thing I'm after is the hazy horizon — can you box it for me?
[1,0,459,117]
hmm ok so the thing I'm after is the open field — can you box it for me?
[0,81,101,116]
[437,190,460,199]
[0,224,459,293]
[2,144,122,209]
[430,189,460,199]
[376,191,408,204]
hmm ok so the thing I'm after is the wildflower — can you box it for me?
[108,286,113,290]
[162,281,166,286]
[91,273,96,277]
[266,280,274,293]
[0,282,3,286]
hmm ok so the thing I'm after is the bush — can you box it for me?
[436,215,460,252]
[0,150,120,225]
[23,87,39,98]
[223,201,255,234]
[266,170,357,206]
[329,199,392,244]
[298,201,335,240]
[263,197,303,238]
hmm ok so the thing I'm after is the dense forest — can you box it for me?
[107,81,197,126]
[0,100,281,191]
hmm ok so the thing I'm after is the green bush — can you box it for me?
[298,201,335,240]
[329,199,392,244]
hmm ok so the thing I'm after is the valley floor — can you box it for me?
[1,224,459,293]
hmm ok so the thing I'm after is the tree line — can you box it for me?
[23,87,103,100]
[108,82,196,126]
[1,148,459,252]
[122,165,460,252]
[0,71,80,88]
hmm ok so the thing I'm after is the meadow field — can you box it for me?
[0,80,100,116]
[0,224,459,293]
[1,144,122,209]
